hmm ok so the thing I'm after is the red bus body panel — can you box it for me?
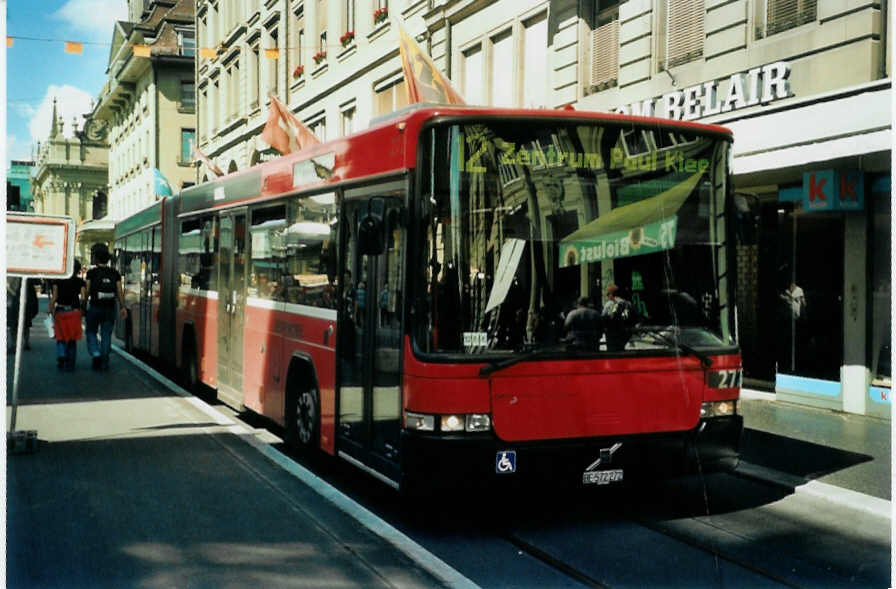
[242,303,338,455]
[404,338,741,442]
[177,291,218,388]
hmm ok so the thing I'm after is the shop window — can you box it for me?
[870,187,891,388]
[773,205,843,381]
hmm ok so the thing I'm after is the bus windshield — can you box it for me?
[415,119,734,358]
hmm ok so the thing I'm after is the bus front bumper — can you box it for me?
[400,415,742,492]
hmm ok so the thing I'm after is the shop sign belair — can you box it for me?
[614,61,792,120]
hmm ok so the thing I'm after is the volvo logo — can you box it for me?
[585,443,622,471]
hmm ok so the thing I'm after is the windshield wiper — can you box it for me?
[631,326,713,368]
[479,342,570,377]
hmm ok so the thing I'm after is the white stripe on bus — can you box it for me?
[245,296,338,321]
[178,287,219,300]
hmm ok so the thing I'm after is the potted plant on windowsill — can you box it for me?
[313,51,327,65]
[339,31,355,48]
[373,7,388,25]
[292,64,304,79]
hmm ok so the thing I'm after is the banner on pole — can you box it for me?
[6,213,76,278]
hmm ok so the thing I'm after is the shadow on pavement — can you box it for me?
[740,428,873,479]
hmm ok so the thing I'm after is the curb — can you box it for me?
[112,345,480,589]
[734,461,892,520]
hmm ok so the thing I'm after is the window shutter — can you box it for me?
[763,0,816,37]
[590,19,619,88]
[666,0,704,68]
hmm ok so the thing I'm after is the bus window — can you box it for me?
[178,215,218,291]
[249,205,288,300]
[247,193,338,307]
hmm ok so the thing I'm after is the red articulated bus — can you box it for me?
[113,105,743,492]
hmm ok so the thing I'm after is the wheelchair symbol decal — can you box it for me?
[496,450,517,474]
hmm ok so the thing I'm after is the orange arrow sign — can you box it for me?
[32,234,55,249]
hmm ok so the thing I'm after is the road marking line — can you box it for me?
[112,344,479,589]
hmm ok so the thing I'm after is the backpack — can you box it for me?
[91,267,118,303]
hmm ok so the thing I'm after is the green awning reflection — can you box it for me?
[559,170,704,267]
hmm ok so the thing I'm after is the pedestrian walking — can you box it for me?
[49,259,87,371]
[7,277,39,351]
[85,244,126,371]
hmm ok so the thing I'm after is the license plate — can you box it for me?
[583,469,624,485]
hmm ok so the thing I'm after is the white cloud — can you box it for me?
[29,86,95,143]
[6,134,33,162]
[53,0,128,41]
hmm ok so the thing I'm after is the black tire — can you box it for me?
[286,378,319,452]
[182,338,199,394]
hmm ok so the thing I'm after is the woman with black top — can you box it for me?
[49,259,87,371]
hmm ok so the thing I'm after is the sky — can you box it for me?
[6,0,128,162]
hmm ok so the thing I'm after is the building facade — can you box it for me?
[7,160,35,212]
[30,99,111,261]
[565,0,891,417]
[195,0,554,179]
[92,0,196,221]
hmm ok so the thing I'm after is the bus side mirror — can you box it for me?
[358,198,386,255]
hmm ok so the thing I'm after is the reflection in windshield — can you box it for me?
[415,121,733,357]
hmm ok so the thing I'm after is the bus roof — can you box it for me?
[114,198,164,239]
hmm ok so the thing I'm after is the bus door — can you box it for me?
[338,187,406,482]
[149,225,162,357]
[217,209,248,408]
[139,229,152,351]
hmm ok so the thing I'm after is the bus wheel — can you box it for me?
[182,340,199,394]
[287,381,319,451]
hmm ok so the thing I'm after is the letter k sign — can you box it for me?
[802,170,835,211]
[838,171,865,211]
[809,175,827,202]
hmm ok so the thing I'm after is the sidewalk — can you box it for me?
[5,318,472,589]
[737,390,891,505]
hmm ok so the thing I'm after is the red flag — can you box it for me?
[396,21,465,105]
[259,93,320,155]
[192,146,224,178]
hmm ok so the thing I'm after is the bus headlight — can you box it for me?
[441,414,464,432]
[404,411,492,433]
[405,411,435,431]
[700,400,737,418]
[465,413,491,432]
